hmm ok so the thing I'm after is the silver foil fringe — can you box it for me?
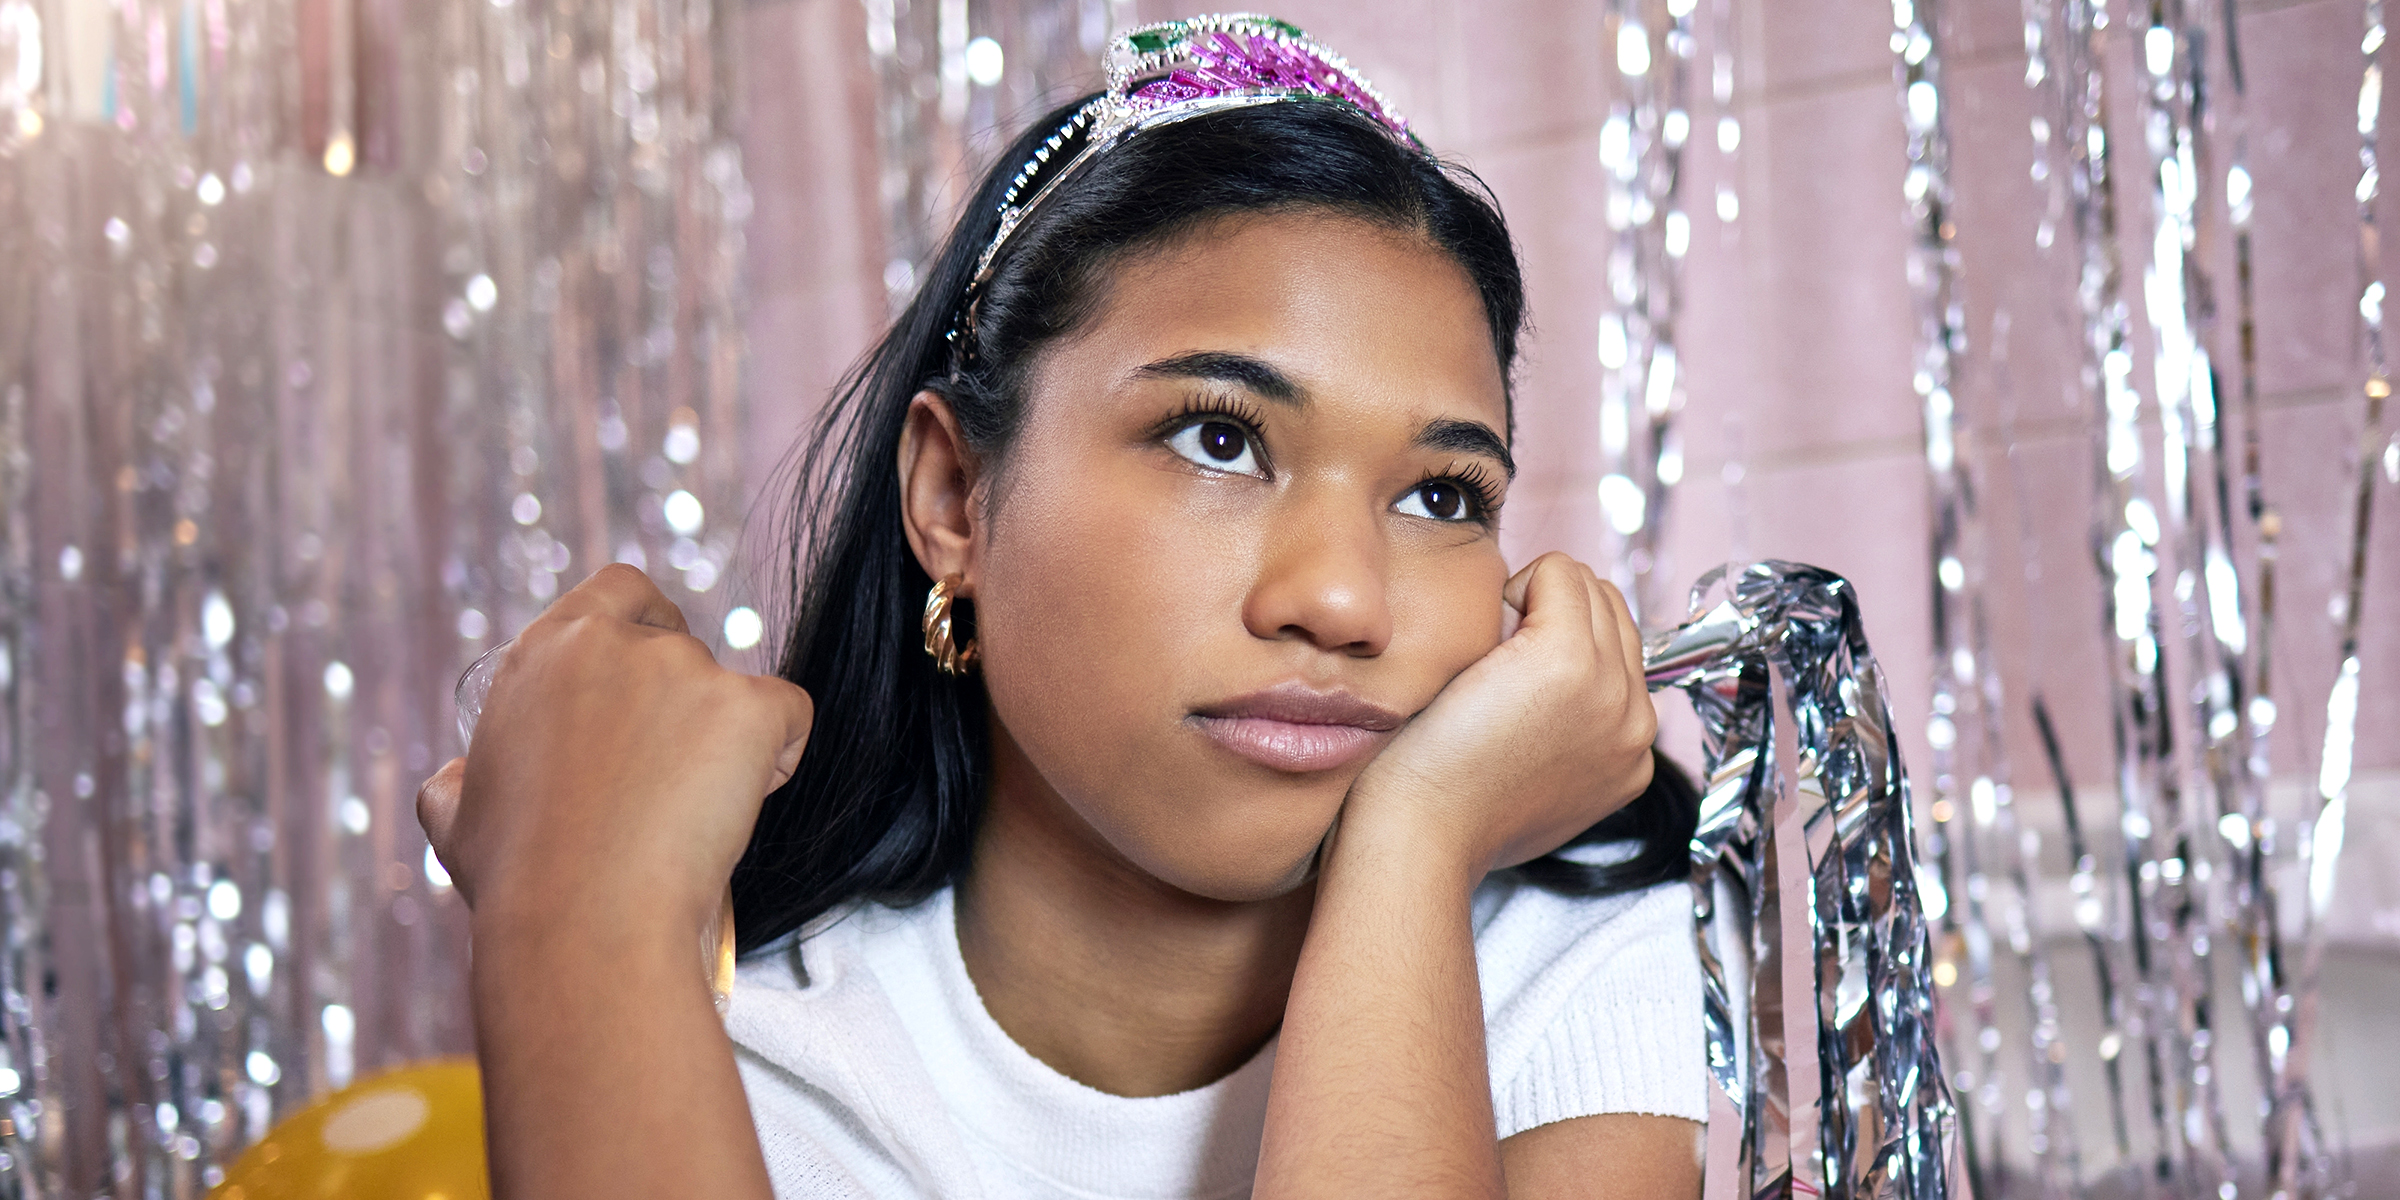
[1651,560,1962,1200]
[0,0,751,1192]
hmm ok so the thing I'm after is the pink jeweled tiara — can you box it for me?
[947,14,1417,367]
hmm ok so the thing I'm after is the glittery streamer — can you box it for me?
[2018,0,2353,1191]
[1889,3,2074,1194]
[864,0,1112,313]
[2030,694,2137,1164]
[1649,561,1960,1200]
[2129,4,2243,1191]
[1708,0,1740,230]
[2273,2,2391,1194]
[2017,0,2146,1173]
[2034,0,2212,1182]
[0,0,749,1190]
[2213,4,2321,1194]
[1596,0,1695,624]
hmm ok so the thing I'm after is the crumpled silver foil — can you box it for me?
[1647,560,1961,1200]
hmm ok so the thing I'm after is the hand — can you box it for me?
[413,564,813,934]
[1343,552,1654,877]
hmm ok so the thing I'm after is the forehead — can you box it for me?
[1033,211,1509,427]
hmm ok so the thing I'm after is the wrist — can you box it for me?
[1325,783,1489,899]
[470,910,714,1027]
[472,872,715,965]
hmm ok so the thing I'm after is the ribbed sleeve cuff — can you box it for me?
[1491,927,1710,1135]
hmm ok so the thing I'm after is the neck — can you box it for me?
[955,724,1312,1098]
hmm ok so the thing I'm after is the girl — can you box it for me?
[420,16,1707,1198]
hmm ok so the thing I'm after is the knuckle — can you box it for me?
[413,786,450,841]
[1629,704,1659,744]
[659,630,719,674]
[742,677,814,735]
[413,759,463,803]
[592,561,652,590]
[530,608,598,650]
[782,682,817,725]
[556,611,620,654]
[1624,757,1657,798]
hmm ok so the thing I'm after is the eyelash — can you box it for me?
[1158,395,1270,436]
[1152,396,1502,523]
[1411,462,1503,524]
[1154,395,1274,471]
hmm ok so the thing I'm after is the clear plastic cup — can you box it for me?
[454,638,514,749]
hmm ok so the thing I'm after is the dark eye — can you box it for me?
[1197,422,1247,462]
[1165,418,1266,477]
[1395,480,1477,522]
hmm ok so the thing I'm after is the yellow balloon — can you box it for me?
[210,1058,488,1200]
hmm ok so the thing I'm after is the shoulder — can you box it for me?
[724,901,989,1199]
[1471,863,1708,1136]
[1472,858,1696,978]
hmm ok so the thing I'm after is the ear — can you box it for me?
[897,390,982,590]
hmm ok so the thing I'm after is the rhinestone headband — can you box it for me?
[945,14,1418,370]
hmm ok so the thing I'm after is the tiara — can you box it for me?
[945,14,1417,369]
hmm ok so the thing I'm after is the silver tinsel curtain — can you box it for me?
[0,0,748,1192]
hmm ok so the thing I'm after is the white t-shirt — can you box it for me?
[725,865,1707,1199]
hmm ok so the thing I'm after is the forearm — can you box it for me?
[471,897,772,1200]
[1255,814,1502,1200]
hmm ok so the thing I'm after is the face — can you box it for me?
[968,211,1513,902]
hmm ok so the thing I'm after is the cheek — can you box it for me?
[1389,551,1509,681]
[972,460,1325,885]
[975,460,1248,720]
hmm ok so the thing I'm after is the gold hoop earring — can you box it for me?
[922,575,979,676]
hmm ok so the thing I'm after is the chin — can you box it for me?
[1112,779,1342,904]
[1150,850,1321,905]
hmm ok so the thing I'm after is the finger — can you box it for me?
[1622,739,1659,798]
[545,562,692,635]
[1512,553,1595,636]
[415,758,469,901]
[416,758,466,848]
[1583,575,1645,714]
[1575,563,1619,660]
[1573,568,1620,663]
[1502,558,1543,615]
[1500,560,1542,640]
[748,677,817,792]
[1594,578,1648,687]
[1591,580,1661,755]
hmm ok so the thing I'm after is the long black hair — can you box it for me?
[732,94,1697,953]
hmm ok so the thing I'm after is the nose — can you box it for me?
[1241,489,1392,656]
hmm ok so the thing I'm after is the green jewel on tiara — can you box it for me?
[1125,15,1307,56]
[946,14,1418,369]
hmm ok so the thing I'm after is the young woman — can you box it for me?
[418,16,1707,1198]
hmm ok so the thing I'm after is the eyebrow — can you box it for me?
[1135,349,1514,477]
[1417,417,1516,478]
[1133,351,1303,403]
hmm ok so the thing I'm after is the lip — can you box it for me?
[1188,683,1406,774]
